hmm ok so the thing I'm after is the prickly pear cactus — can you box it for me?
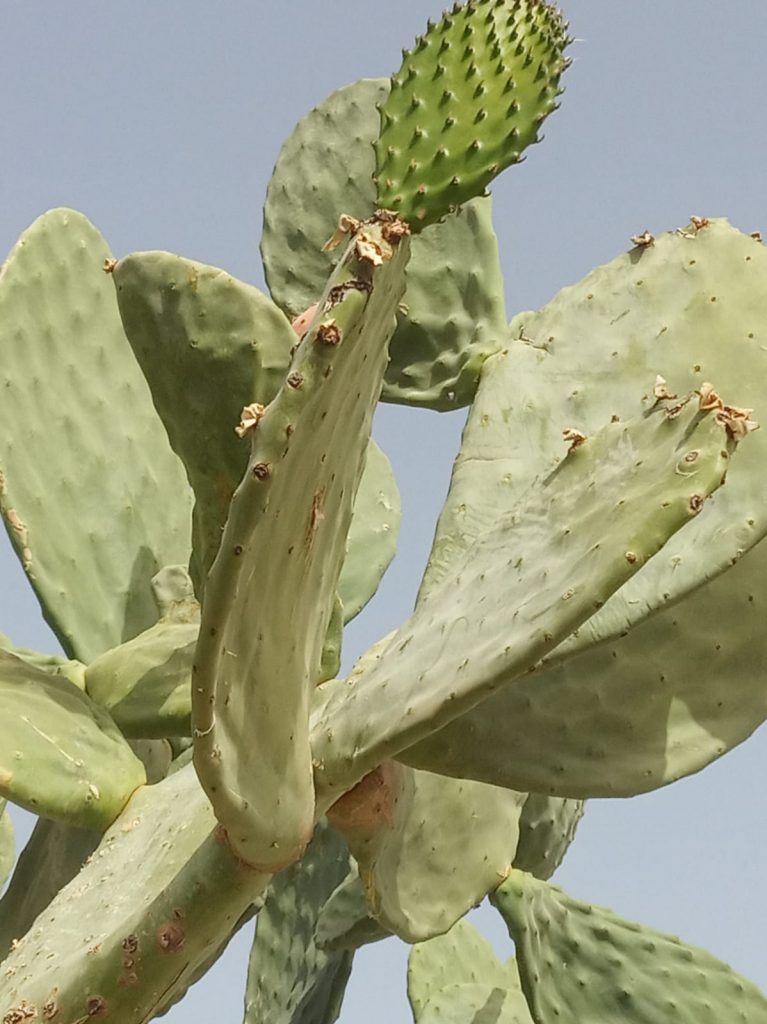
[2,1,767,1022]
[375,0,569,227]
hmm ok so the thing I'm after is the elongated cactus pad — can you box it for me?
[375,0,569,229]
[492,870,767,1022]
[194,215,410,869]
[313,393,737,802]
[403,220,767,797]
[244,822,355,1024]
[0,763,268,1023]
[0,818,100,960]
[261,79,508,410]
[0,648,145,827]
[0,799,14,891]
[0,210,192,662]
[112,251,294,585]
[328,763,525,942]
[409,919,531,1024]
[513,794,583,880]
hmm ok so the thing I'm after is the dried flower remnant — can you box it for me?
[235,403,266,438]
[562,428,587,451]
[630,230,655,248]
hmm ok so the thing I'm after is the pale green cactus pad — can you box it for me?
[194,217,411,869]
[261,78,508,410]
[418,983,533,1024]
[112,250,294,584]
[0,632,85,690]
[375,0,569,229]
[85,620,198,737]
[402,219,767,797]
[329,764,524,942]
[409,918,531,1024]
[0,648,145,828]
[315,862,390,951]
[0,799,14,891]
[339,440,400,622]
[85,566,198,736]
[313,394,736,801]
[244,822,355,1024]
[0,209,193,662]
[0,762,269,1023]
[0,818,100,960]
[513,794,584,881]
[492,870,767,1022]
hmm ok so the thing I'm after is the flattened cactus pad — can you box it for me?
[0,648,145,828]
[492,870,767,1022]
[375,0,569,228]
[193,214,410,869]
[0,210,192,662]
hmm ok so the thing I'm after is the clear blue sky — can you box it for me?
[1,2,766,1021]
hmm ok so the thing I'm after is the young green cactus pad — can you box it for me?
[313,391,738,802]
[408,918,531,1024]
[111,251,294,585]
[492,870,767,1022]
[513,794,584,881]
[0,819,100,960]
[402,220,767,797]
[261,78,508,410]
[0,648,145,827]
[328,763,526,942]
[193,214,411,869]
[0,763,269,1023]
[375,0,569,229]
[0,210,193,663]
[244,822,354,1024]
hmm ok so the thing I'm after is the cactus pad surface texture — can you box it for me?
[4,2,767,1023]
[375,0,569,228]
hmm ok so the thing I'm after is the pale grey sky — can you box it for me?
[1,3,766,1021]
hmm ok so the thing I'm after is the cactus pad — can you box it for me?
[244,822,355,1024]
[85,566,199,737]
[339,440,401,621]
[112,250,294,584]
[402,220,767,797]
[314,393,737,800]
[328,763,525,942]
[315,862,390,951]
[514,794,584,880]
[0,762,269,1022]
[0,819,100,960]
[492,870,767,1022]
[375,0,569,229]
[261,78,508,410]
[193,215,410,869]
[0,648,145,827]
[0,799,14,891]
[409,918,532,1024]
[0,210,193,662]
